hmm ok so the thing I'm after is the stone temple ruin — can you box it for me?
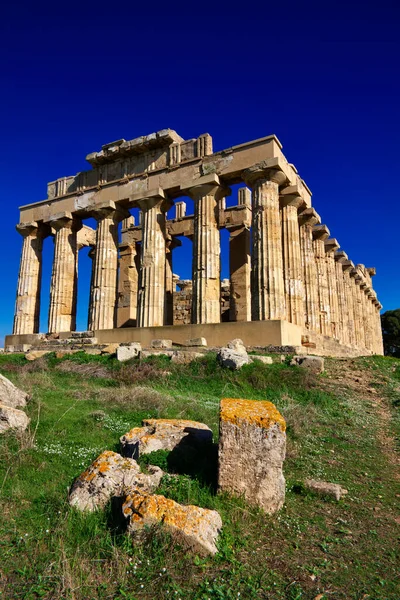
[6,129,383,356]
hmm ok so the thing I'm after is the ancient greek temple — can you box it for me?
[7,129,383,356]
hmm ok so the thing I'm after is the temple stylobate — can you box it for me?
[7,129,383,356]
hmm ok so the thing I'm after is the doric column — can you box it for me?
[280,187,306,327]
[117,240,140,328]
[87,246,96,330]
[334,251,350,346]
[243,166,287,321]
[312,224,331,336]
[364,288,375,352]
[47,212,81,333]
[299,208,320,333]
[342,259,356,348]
[188,174,229,325]
[349,269,365,349]
[227,225,251,322]
[375,301,384,355]
[13,222,44,335]
[89,201,126,331]
[165,237,181,326]
[324,238,340,340]
[137,192,168,328]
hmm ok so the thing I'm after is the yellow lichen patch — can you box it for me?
[143,418,210,430]
[122,427,145,442]
[220,398,286,432]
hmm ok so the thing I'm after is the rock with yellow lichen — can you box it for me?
[122,491,222,555]
[120,418,213,459]
[0,403,30,433]
[0,373,29,409]
[218,398,286,514]
[69,450,163,512]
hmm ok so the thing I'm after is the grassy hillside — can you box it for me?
[0,352,399,600]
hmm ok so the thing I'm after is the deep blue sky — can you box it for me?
[1,1,399,345]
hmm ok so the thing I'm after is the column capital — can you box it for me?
[298,207,321,227]
[137,190,171,213]
[242,162,288,187]
[16,221,38,237]
[181,174,231,201]
[312,224,330,240]
[367,267,377,277]
[324,238,340,254]
[335,250,348,263]
[92,200,130,222]
[45,211,82,232]
[342,259,355,273]
[279,185,307,210]
[166,237,182,251]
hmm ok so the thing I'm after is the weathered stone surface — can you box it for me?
[218,398,286,514]
[217,347,250,370]
[171,351,204,364]
[151,339,172,349]
[185,337,207,347]
[0,374,29,409]
[291,355,325,374]
[0,404,30,433]
[68,450,163,512]
[140,349,174,359]
[117,343,141,362]
[250,355,273,365]
[120,418,213,459]
[122,491,222,555]
[226,338,247,355]
[101,343,120,355]
[304,479,348,501]
[25,350,51,361]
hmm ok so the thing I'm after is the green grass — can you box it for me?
[0,352,399,599]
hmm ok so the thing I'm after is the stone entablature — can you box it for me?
[10,129,383,356]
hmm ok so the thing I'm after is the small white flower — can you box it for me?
[46,529,49,533]
[140,585,144,588]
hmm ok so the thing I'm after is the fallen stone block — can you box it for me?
[250,355,273,365]
[290,355,325,374]
[140,349,174,359]
[120,418,213,459]
[122,491,222,555]
[226,338,247,355]
[217,347,250,370]
[218,398,286,514]
[69,450,163,512]
[185,337,207,347]
[171,351,204,365]
[55,349,81,359]
[0,404,30,433]
[85,349,102,356]
[151,339,172,349]
[25,350,51,361]
[117,343,141,362]
[101,343,120,355]
[304,479,348,501]
[0,373,29,409]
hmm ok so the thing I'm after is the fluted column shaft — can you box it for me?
[299,210,320,332]
[281,196,305,327]
[89,203,123,331]
[361,286,372,351]
[117,241,140,327]
[335,256,349,345]
[165,238,181,326]
[228,225,251,322]
[244,169,286,321]
[325,242,340,340]
[48,214,80,333]
[375,304,384,355]
[190,179,227,324]
[13,222,44,335]
[342,262,356,347]
[313,226,331,336]
[349,272,364,349]
[137,196,167,328]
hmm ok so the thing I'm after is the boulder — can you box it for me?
[117,343,141,362]
[0,373,29,409]
[122,491,222,555]
[185,337,207,347]
[0,404,30,433]
[101,343,120,355]
[69,450,163,512]
[171,351,204,365]
[226,338,247,355]
[250,355,273,365]
[120,418,213,459]
[290,355,325,374]
[217,347,250,370]
[85,349,102,356]
[25,350,51,361]
[218,398,286,514]
[151,339,172,349]
[304,479,348,501]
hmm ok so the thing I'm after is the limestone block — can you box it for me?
[117,343,141,362]
[0,374,29,409]
[185,337,207,347]
[122,491,222,555]
[151,339,173,349]
[0,404,30,433]
[290,355,325,374]
[171,351,204,365]
[140,350,174,359]
[304,479,348,501]
[101,343,120,355]
[25,350,51,361]
[226,338,247,355]
[218,398,286,514]
[69,450,163,512]
[120,418,213,459]
[217,347,250,370]
[250,355,273,365]
[85,349,102,356]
